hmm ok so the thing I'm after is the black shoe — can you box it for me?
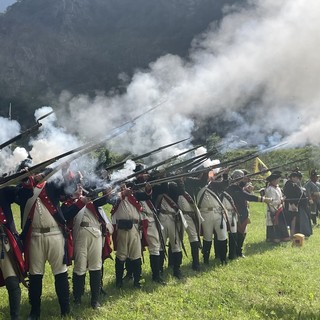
[173,270,183,279]
[91,301,101,309]
[61,310,71,318]
[100,287,108,296]
[192,264,201,272]
[133,282,142,289]
[152,276,167,285]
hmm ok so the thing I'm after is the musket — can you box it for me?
[0,111,54,150]
[109,144,205,186]
[0,141,100,188]
[160,150,216,176]
[231,156,309,183]
[1,100,166,187]
[135,151,260,187]
[38,99,169,184]
[175,210,188,257]
[146,201,168,259]
[105,137,190,172]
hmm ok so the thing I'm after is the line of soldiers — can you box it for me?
[1,161,289,320]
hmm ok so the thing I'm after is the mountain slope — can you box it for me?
[0,0,237,123]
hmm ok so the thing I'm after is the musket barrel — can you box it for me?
[105,137,190,171]
[0,111,54,150]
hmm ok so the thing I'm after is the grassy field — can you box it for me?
[1,202,320,320]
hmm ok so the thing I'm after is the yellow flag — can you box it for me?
[252,157,271,178]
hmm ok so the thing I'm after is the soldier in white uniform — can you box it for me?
[124,166,166,285]
[111,184,151,289]
[152,181,185,279]
[20,171,76,320]
[196,174,229,265]
[177,186,203,271]
[62,187,113,309]
[265,171,290,242]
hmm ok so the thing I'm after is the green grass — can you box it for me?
[1,203,320,320]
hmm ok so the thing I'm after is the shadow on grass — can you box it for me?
[252,303,320,320]
[244,239,290,256]
[0,294,65,320]
[0,240,293,319]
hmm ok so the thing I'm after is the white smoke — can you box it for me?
[4,0,320,176]
[28,106,81,163]
[0,117,27,174]
[53,0,320,151]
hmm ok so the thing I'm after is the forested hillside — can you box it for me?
[0,0,238,125]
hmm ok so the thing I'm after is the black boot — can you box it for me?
[202,240,212,264]
[168,243,173,268]
[213,233,220,260]
[218,239,227,265]
[5,276,21,320]
[159,250,165,274]
[150,254,166,284]
[54,271,70,317]
[123,258,134,280]
[228,233,237,260]
[132,258,142,289]
[115,257,125,288]
[100,265,107,296]
[72,272,85,306]
[89,270,102,309]
[172,251,183,279]
[27,274,43,320]
[236,232,246,258]
[190,241,200,271]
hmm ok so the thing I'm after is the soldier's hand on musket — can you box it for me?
[263,197,273,204]
[103,186,113,197]
[18,166,29,173]
[121,184,132,197]
[71,184,84,199]
[145,182,152,195]
[223,167,230,175]
[79,195,90,204]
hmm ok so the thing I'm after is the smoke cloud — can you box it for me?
[2,0,320,175]
[54,0,320,151]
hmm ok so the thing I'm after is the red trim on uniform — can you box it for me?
[141,219,149,247]
[0,225,26,287]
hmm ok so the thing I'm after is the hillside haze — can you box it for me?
[0,0,236,124]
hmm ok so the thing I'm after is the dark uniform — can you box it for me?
[284,171,312,237]
[226,170,269,258]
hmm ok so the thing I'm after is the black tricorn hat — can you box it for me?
[310,169,318,177]
[289,170,302,178]
[16,158,33,172]
[266,170,282,182]
[133,163,146,173]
